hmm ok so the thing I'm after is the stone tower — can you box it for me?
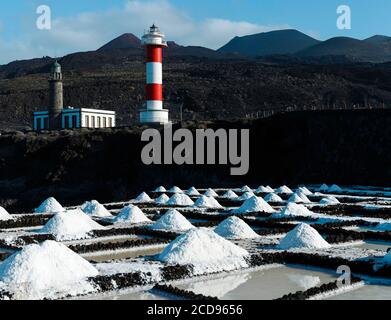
[48,61,63,129]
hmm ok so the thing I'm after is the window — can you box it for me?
[103,117,107,128]
[85,115,89,128]
[91,116,95,128]
[108,117,113,127]
[97,117,101,128]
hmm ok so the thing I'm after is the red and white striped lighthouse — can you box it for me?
[140,24,169,124]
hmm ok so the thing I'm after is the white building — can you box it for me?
[33,61,116,131]
[33,108,116,131]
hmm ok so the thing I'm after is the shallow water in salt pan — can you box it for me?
[326,284,391,300]
[83,246,166,262]
[79,290,170,300]
[356,241,391,252]
[175,265,337,300]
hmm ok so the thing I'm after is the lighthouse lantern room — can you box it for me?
[140,24,169,124]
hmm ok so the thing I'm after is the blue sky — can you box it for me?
[0,0,390,64]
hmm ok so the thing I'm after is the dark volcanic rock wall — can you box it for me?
[0,109,390,212]
[1,57,391,130]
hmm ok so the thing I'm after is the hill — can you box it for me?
[218,29,320,56]
[298,37,391,62]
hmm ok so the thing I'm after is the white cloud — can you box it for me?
[0,0,291,64]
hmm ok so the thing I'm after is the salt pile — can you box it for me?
[288,191,310,203]
[256,186,271,193]
[204,188,219,197]
[328,184,343,192]
[186,187,201,196]
[81,200,112,218]
[288,193,305,203]
[0,207,12,221]
[221,190,238,199]
[320,196,340,205]
[113,204,151,224]
[0,240,98,300]
[318,184,329,192]
[193,196,223,209]
[166,193,194,206]
[296,191,311,203]
[133,192,152,203]
[35,197,65,214]
[237,191,255,201]
[297,186,313,195]
[264,193,283,203]
[40,209,105,241]
[265,186,275,192]
[214,216,259,239]
[240,185,252,192]
[155,194,170,205]
[278,223,331,250]
[232,196,275,214]
[154,186,166,192]
[151,209,194,231]
[275,186,293,194]
[280,203,313,217]
[168,186,183,193]
[158,228,249,273]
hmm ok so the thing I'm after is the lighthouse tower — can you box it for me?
[140,24,169,124]
[48,61,64,129]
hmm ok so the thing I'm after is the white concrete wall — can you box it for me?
[81,112,116,128]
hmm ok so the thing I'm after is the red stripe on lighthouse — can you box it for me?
[146,84,163,101]
[146,46,163,63]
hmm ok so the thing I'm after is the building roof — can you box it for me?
[51,61,61,73]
